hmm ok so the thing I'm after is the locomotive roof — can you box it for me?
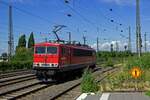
[35,42,60,46]
[35,42,95,51]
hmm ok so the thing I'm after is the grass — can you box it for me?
[99,70,150,91]
[145,91,150,96]
[81,69,99,93]
[97,53,150,92]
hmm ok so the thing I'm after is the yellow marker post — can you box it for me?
[130,67,142,91]
[131,67,141,79]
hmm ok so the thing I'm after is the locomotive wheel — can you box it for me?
[36,71,43,80]
[42,71,48,82]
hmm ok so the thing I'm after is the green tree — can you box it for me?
[28,32,35,49]
[12,47,33,62]
[18,34,26,48]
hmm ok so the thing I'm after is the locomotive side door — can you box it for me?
[67,47,71,65]
[61,46,70,66]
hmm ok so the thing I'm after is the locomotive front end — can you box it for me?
[33,43,60,80]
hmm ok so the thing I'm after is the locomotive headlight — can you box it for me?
[33,63,37,66]
[33,63,40,67]
[55,64,58,67]
[51,64,54,67]
[51,63,58,67]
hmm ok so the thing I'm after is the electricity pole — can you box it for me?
[128,26,131,52]
[97,37,99,52]
[116,41,119,52]
[136,0,142,57]
[83,36,86,45]
[8,5,14,61]
[45,38,47,42]
[110,44,113,52]
[144,32,147,52]
[68,32,71,43]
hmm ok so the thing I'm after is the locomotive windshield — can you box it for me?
[47,47,57,54]
[35,47,45,54]
[35,46,57,54]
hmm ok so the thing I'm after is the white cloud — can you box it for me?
[146,41,150,46]
[101,0,135,6]
[91,40,150,52]
[91,40,128,51]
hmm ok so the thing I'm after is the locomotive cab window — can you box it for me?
[47,46,57,54]
[35,46,46,54]
[35,46,57,54]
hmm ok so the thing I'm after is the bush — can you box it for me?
[96,51,133,66]
[105,58,114,67]
[11,47,33,62]
[0,47,33,72]
[145,91,150,96]
[81,69,99,93]
[97,51,133,58]
[0,61,32,72]
[126,53,150,70]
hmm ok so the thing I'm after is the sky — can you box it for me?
[0,0,150,54]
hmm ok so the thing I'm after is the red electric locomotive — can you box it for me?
[33,41,96,80]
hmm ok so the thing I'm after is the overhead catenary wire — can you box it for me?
[0,1,53,36]
[0,0,58,25]
[60,0,119,34]
[0,0,135,51]
[1,0,81,41]
[0,23,34,32]
[1,0,118,38]
[49,0,87,33]
[65,0,123,30]
[63,0,102,30]
[90,1,124,26]
[63,0,98,28]
[89,0,132,35]
[108,8,129,26]
[1,0,131,33]
[0,1,71,43]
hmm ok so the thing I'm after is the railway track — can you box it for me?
[55,67,118,100]
[0,77,53,100]
[0,67,118,100]
[0,70,44,100]
[0,82,52,100]
[0,70,33,79]
[0,74,36,87]
[52,67,118,100]
[17,67,117,100]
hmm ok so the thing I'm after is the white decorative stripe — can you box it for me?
[33,63,58,67]
[100,93,110,100]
